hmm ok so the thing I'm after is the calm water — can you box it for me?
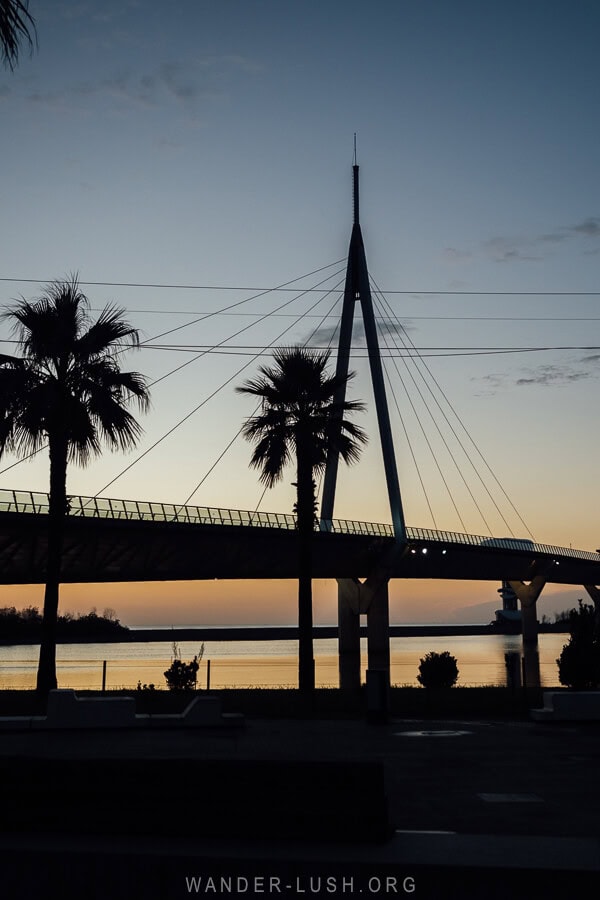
[0,632,568,690]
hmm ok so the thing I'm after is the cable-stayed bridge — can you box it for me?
[2,162,600,690]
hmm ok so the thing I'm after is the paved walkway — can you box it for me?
[1,716,599,898]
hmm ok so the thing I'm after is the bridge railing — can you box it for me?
[404,525,600,563]
[1,488,599,563]
[0,489,396,536]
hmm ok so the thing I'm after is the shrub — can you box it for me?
[417,651,459,689]
[164,641,205,691]
[556,600,600,690]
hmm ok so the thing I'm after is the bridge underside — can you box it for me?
[1,513,600,586]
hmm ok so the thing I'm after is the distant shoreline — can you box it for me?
[1,622,568,645]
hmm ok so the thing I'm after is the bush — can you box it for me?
[556,600,600,690]
[417,651,459,689]
[164,641,205,691]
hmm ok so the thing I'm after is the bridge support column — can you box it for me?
[367,580,391,676]
[508,576,546,694]
[583,585,600,626]
[337,572,392,691]
[508,576,546,645]
[337,579,362,691]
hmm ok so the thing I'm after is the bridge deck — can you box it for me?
[1,488,598,562]
[0,488,599,585]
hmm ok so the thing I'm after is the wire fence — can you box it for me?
[0,656,562,692]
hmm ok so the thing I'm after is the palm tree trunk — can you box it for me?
[296,435,315,694]
[36,433,68,695]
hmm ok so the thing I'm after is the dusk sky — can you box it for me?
[1,1,600,625]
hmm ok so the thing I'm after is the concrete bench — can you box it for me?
[531,691,600,721]
[136,695,244,728]
[0,690,136,730]
[0,690,244,730]
[45,689,136,729]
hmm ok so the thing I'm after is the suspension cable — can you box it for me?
[181,279,345,506]
[375,299,470,532]
[373,290,500,535]
[371,276,535,538]
[98,273,346,500]
[0,259,345,490]
[136,260,346,349]
[380,354,440,530]
[146,267,346,391]
[3,274,600,296]
[0,264,344,482]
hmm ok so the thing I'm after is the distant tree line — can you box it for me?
[539,610,578,631]
[0,606,129,643]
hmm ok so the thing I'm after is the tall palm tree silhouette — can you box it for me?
[0,277,150,693]
[237,346,366,694]
[1,0,36,70]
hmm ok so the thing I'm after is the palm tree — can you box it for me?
[1,0,36,70]
[0,277,150,694]
[237,346,367,694]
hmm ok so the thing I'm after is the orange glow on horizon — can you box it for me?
[0,577,585,627]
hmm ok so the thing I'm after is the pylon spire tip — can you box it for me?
[352,139,359,225]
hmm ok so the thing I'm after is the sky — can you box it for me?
[1,0,600,626]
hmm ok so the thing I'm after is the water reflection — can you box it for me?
[0,632,568,691]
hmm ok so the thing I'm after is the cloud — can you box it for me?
[25,89,75,113]
[482,236,543,263]
[57,0,141,23]
[202,53,264,75]
[472,373,509,396]
[515,367,589,387]
[474,354,600,394]
[539,232,569,244]
[444,247,472,262]
[308,319,414,348]
[15,55,260,117]
[92,62,221,109]
[57,1,96,20]
[156,137,182,152]
[451,215,600,265]
[538,217,600,246]
[571,217,600,237]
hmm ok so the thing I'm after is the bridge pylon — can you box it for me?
[320,157,406,692]
[321,159,406,541]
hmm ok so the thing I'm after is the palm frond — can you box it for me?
[76,304,142,358]
[237,345,366,492]
[1,0,36,71]
[114,370,151,412]
[64,400,101,466]
[248,431,292,487]
[4,278,89,364]
[0,356,39,454]
[0,278,150,469]
[78,360,150,413]
[87,397,144,456]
